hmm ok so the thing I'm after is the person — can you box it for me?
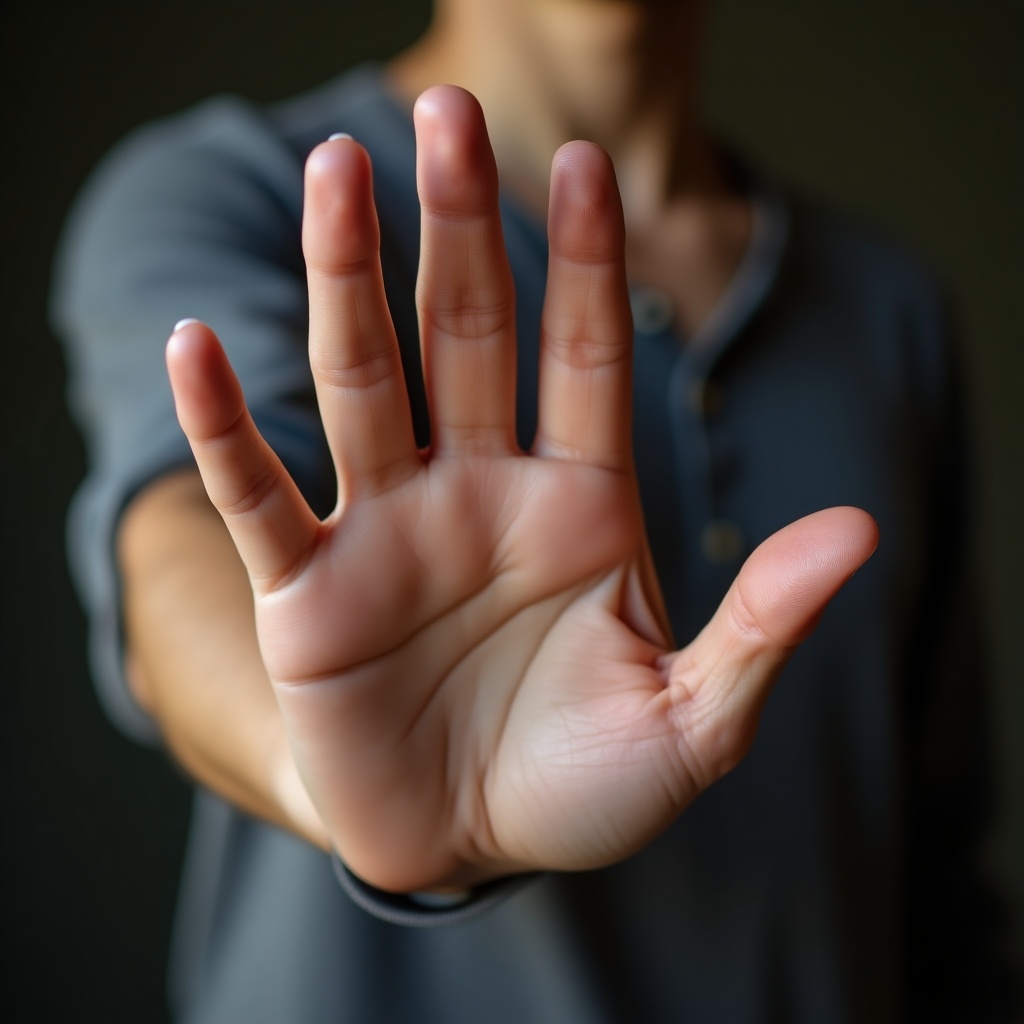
[52,1,1019,1020]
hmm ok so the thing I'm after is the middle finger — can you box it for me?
[414,86,519,457]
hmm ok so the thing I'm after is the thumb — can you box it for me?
[666,506,878,786]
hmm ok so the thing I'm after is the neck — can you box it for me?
[388,1,752,340]
[388,1,730,223]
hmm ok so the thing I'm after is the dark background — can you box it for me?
[2,2,1021,1020]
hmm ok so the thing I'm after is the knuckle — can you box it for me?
[543,326,630,371]
[311,345,398,392]
[668,663,756,790]
[215,463,280,520]
[308,252,379,278]
[421,294,515,341]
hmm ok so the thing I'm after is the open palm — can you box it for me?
[167,87,877,893]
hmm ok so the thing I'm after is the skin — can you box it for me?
[120,2,878,893]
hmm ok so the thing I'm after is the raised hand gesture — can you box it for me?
[166,87,877,893]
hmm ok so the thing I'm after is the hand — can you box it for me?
[166,86,877,892]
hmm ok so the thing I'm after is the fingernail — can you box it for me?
[328,132,353,142]
[173,318,200,332]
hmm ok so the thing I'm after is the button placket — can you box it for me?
[630,286,675,336]
[686,377,723,420]
[700,520,745,564]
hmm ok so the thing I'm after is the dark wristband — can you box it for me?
[331,853,538,928]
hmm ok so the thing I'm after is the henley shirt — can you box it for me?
[52,64,1017,1023]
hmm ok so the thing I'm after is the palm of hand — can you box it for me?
[168,86,877,892]
[264,454,678,888]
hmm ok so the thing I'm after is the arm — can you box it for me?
[117,468,328,849]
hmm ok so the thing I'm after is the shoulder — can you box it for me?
[53,64,408,310]
[53,94,299,325]
[788,195,947,309]
[770,189,959,406]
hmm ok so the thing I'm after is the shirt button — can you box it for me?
[630,286,675,335]
[701,520,745,564]
[687,378,723,418]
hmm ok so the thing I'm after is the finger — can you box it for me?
[534,142,634,472]
[166,320,320,590]
[303,137,420,502]
[414,86,518,456]
[666,507,879,785]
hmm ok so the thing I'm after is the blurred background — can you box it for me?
[2,1,1020,1020]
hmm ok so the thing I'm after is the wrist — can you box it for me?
[269,737,331,850]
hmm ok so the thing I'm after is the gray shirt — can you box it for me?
[52,65,1017,1023]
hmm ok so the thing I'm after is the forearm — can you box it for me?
[117,468,329,849]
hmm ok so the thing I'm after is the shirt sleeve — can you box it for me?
[50,96,332,743]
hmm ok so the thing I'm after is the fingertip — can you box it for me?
[306,132,371,201]
[551,140,615,181]
[412,84,482,127]
[165,321,244,435]
[548,142,624,259]
[806,505,880,573]
[736,506,880,647]
[850,505,880,560]
[303,138,378,270]
[413,85,497,213]
[305,133,371,185]
[166,317,212,370]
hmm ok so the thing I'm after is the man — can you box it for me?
[53,1,1017,1019]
